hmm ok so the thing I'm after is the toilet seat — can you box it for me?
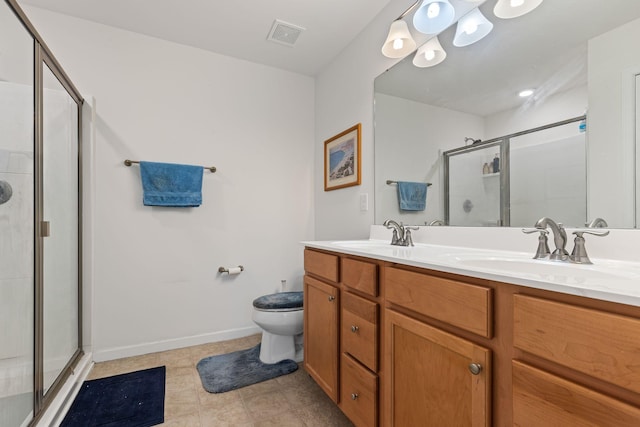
[253,291,303,312]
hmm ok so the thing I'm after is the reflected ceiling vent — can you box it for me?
[267,19,305,47]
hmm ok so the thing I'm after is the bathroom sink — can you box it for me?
[456,257,640,284]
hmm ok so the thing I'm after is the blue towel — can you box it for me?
[397,181,427,211]
[139,161,203,207]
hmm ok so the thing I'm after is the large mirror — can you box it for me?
[374,0,640,228]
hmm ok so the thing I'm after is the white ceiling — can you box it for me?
[18,0,392,76]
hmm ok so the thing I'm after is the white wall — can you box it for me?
[588,17,640,228]
[23,7,315,361]
[375,93,484,225]
[314,0,417,240]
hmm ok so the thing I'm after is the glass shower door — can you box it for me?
[41,63,80,395]
[445,142,503,226]
[0,1,35,426]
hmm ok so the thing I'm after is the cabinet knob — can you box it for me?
[328,295,335,302]
[351,325,359,333]
[351,393,359,400]
[468,363,482,375]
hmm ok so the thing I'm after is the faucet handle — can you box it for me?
[569,230,610,264]
[574,229,610,238]
[522,228,551,259]
[522,227,547,234]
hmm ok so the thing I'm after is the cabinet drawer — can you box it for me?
[514,294,640,394]
[513,360,640,426]
[340,353,377,427]
[385,267,493,338]
[304,248,339,283]
[342,292,378,371]
[342,257,378,297]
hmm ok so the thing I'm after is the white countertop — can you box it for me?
[303,236,640,308]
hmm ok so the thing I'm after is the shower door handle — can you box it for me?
[41,221,50,237]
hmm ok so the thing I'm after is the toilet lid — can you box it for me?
[252,291,303,310]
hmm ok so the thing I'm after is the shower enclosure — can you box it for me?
[1,1,84,426]
[444,116,587,227]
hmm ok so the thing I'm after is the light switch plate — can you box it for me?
[359,193,368,211]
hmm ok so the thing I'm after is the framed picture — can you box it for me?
[324,123,362,191]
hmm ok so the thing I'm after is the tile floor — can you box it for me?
[87,334,354,427]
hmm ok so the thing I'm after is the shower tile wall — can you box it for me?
[0,83,34,409]
[510,135,586,227]
[449,148,501,226]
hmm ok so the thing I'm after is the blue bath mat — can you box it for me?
[197,344,298,393]
[60,366,165,427]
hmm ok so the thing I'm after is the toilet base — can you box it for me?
[259,331,304,364]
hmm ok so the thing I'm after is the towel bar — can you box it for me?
[386,180,432,186]
[124,159,216,173]
[218,265,244,274]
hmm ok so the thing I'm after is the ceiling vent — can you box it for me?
[267,19,305,47]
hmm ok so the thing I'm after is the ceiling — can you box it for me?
[18,0,392,76]
[375,0,640,117]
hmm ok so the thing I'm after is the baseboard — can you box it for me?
[35,352,93,427]
[92,326,262,362]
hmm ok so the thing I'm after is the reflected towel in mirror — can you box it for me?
[397,181,427,211]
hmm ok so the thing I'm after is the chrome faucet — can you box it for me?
[427,219,445,226]
[383,219,417,246]
[383,219,405,245]
[534,217,569,261]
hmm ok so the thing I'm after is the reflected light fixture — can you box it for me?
[453,8,493,47]
[413,0,456,34]
[413,36,447,68]
[518,89,535,97]
[382,20,417,58]
[494,0,543,19]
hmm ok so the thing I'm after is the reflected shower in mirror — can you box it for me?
[374,0,640,228]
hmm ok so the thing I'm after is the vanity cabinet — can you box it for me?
[384,266,492,426]
[303,249,340,402]
[304,246,640,426]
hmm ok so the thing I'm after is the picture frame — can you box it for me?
[324,123,362,191]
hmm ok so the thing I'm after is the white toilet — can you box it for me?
[252,291,304,364]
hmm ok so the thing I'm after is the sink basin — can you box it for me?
[457,257,640,283]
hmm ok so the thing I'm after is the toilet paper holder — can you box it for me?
[218,265,244,274]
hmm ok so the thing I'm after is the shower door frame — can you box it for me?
[443,115,586,227]
[34,46,84,418]
[5,0,85,424]
[443,139,508,226]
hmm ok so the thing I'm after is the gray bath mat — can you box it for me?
[196,344,298,393]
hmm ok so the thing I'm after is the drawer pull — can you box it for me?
[351,393,359,400]
[351,325,359,333]
[328,295,335,302]
[468,363,482,375]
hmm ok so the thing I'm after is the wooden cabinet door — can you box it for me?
[304,275,339,402]
[384,309,491,427]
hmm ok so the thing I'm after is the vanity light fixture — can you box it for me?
[518,89,535,97]
[382,0,539,66]
[494,0,543,19]
[413,0,456,34]
[453,8,494,47]
[382,20,417,58]
[412,36,446,67]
